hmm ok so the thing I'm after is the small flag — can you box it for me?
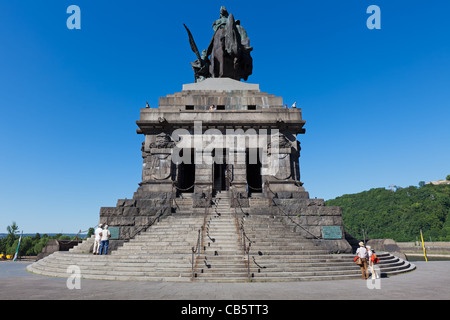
[13,231,23,262]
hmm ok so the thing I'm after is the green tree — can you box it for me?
[326,184,450,242]
[6,221,19,237]
[4,222,19,250]
[87,227,95,238]
[0,237,6,254]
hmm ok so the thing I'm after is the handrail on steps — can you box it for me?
[191,193,211,279]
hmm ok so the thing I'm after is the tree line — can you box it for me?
[325,180,450,242]
[0,222,94,257]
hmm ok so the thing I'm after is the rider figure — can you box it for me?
[212,6,229,32]
[212,6,252,52]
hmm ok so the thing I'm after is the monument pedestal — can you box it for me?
[98,78,351,253]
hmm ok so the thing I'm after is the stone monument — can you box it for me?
[98,6,351,254]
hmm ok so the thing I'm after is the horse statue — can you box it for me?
[207,7,253,81]
[185,6,253,82]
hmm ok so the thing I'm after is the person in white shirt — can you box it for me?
[356,242,369,279]
[93,224,103,255]
[367,245,380,279]
[99,225,111,255]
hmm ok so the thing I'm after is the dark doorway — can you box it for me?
[212,149,228,193]
[246,148,262,195]
[214,163,226,192]
[177,149,195,193]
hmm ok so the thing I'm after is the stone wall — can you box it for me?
[99,195,172,240]
[270,198,351,253]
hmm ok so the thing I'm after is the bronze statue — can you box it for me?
[190,49,211,83]
[184,6,253,82]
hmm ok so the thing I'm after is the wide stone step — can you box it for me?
[203,240,238,247]
[250,242,323,248]
[112,249,193,255]
[40,261,193,269]
[199,262,247,269]
[45,255,192,264]
[146,227,201,232]
[250,249,330,255]
[28,268,193,282]
[204,250,245,256]
[121,242,195,248]
[31,264,192,276]
[196,272,249,279]
[34,255,193,268]
[29,259,191,271]
[208,230,238,235]
[130,238,199,244]
[131,232,199,238]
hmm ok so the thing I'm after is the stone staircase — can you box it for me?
[27,211,204,281]
[241,215,415,282]
[27,192,415,282]
[193,192,249,282]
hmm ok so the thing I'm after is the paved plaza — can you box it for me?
[0,261,449,300]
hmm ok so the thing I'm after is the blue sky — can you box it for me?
[1,0,449,233]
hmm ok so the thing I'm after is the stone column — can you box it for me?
[264,132,308,199]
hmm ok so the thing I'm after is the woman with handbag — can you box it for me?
[367,245,380,279]
[355,242,369,279]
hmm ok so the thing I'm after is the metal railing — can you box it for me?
[191,193,212,279]
[233,195,266,281]
[191,227,203,278]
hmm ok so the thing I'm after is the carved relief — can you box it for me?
[267,133,293,150]
[272,153,292,180]
[150,133,176,149]
[149,154,172,180]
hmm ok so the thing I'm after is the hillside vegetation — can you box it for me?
[325,183,450,242]
[0,222,94,257]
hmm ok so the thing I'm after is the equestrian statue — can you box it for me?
[184,6,253,82]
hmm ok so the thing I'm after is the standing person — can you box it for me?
[367,245,380,279]
[356,242,369,279]
[93,224,103,255]
[99,225,111,255]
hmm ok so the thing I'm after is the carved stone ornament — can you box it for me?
[150,133,176,149]
[268,133,293,150]
[149,154,172,180]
